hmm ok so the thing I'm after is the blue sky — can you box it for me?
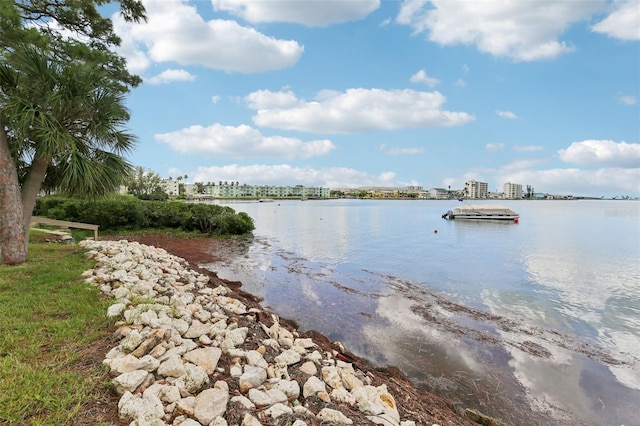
[109,0,639,197]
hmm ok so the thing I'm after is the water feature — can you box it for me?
[199,199,640,425]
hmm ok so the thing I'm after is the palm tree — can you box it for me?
[0,46,136,255]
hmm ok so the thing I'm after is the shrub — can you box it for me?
[34,195,254,235]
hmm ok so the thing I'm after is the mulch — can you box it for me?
[69,234,480,426]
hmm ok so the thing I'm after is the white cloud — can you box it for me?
[409,69,440,87]
[618,94,638,105]
[496,167,640,197]
[190,164,397,188]
[247,88,475,133]
[558,140,640,168]
[211,95,221,104]
[496,110,519,120]
[155,123,335,159]
[113,0,303,74]
[380,145,426,156]
[146,69,196,85]
[397,0,602,61]
[496,110,518,119]
[514,145,544,152]
[212,0,380,27]
[246,90,301,109]
[591,0,640,41]
[485,143,505,151]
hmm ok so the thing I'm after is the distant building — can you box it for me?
[428,188,449,199]
[161,179,179,197]
[465,180,488,198]
[181,182,330,199]
[503,182,522,199]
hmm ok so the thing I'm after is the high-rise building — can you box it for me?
[465,180,488,198]
[503,182,523,199]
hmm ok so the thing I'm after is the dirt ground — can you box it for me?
[70,234,491,426]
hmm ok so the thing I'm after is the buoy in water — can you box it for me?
[434,229,438,233]
[514,218,519,223]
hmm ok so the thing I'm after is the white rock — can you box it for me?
[216,295,247,314]
[157,354,186,378]
[265,389,288,404]
[247,389,273,407]
[138,355,160,372]
[373,385,400,423]
[184,320,211,339]
[121,329,144,353]
[316,408,353,425]
[306,350,323,363]
[270,379,300,400]
[193,388,229,425]
[112,370,150,395]
[265,402,293,418]
[274,349,301,366]
[331,388,356,405]
[341,371,364,390]
[175,363,210,396]
[211,417,228,426]
[294,338,315,349]
[157,345,188,362]
[225,327,249,346]
[241,413,262,426]
[118,391,164,423]
[298,361,317,376]
[321,366,343,389]
[230,362,243,377]
[239,365,267,393]
[245,350,268,369]
[177,419,201,426]
[175,396,196,416]
[268,363,290,380]
[183,347,222,375]
[107,303,127,318]
[144,383,181,404]
[230,395,255,409]
[302,375,326,399]
[107,354,140,375]
[170,318,190,336]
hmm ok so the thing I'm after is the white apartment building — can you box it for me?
[428,188,449,199]
[503,182,523,199]
[187,182,330,199]
[465,180,488,198]
[161,179,179,197]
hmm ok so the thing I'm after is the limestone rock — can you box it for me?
[194,388,229,425]
[316,408,353,425]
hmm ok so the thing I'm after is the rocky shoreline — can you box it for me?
[78,239,482,426]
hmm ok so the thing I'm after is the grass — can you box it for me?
[0,234,115,425]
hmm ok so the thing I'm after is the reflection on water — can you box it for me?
[201,199,640,425]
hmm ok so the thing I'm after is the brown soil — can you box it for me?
[70,234,484,426]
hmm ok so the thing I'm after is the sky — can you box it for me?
[108,0,640,197]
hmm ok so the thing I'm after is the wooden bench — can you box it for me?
[30,216,100,241]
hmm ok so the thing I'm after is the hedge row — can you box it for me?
[34,195,255,235]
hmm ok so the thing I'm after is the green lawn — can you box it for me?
[0,238,114,425]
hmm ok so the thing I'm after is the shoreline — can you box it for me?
[98,232,639,426]
[94,234,489,425]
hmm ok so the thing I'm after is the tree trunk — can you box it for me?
[0,124,27,265]
[21,156,49,244]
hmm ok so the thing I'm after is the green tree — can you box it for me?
[0,0,146,265]
[126,166,168,200]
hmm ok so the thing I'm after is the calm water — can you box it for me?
[200,199,640,425]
